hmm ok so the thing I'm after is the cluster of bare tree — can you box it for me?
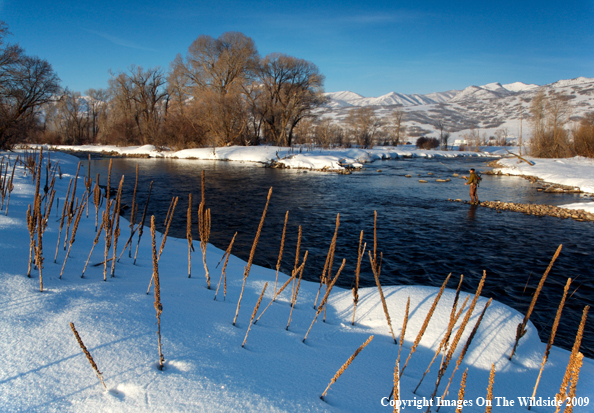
[31,32,329,149]
[528,90,594,158]
[0,22,60,150]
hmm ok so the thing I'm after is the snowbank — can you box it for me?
[0,149,591,412]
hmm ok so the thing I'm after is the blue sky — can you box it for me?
[2,0,593,96]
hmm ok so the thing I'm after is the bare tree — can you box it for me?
[170,32,258,146]
[529,90,573,157]
[345,107,382,148]
[84,88,109,142]
[389,108,406,146]
[248,53,327,146]
[0,21,61,149]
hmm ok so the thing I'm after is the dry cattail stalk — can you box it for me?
[102,199,113,282]
[133,181,153,265]
[198,199,211,288]
[64,161,82,250]
[254,263,303,325]
[93,174,101,231]
[106,159,112,205]
[321,335,374,400]
[274,211,289,298]
[290,225,302,301]
[84,154,92,218]
[373,210,377,266]
[3,158,17,216]
[427,272,486,412]
[455,369,468,413]
[402,273,452,374]
[485,363,495,413]
[187,193,194,278]
[398,297,410,366]
[303,258,346,343]
[352,231,365,326]
[60,194,88,279]
[110,176,124,278]
[151,216,165,370]
[414,293,469,395]
[510,244,562,360]
[34,150,44,292]
[314,214,339,309]
[54,178,73,263]
[164,196,175,228]
[286,250,308,330]
[242,282,268,348]
[563,353,584,413]
[81,213,105,278]
[214,232,237,301]
[393,358,401,413]
[128,164,138,257]
[233,187,272,326]
[530,277,572,409]
[69,322,107,390]
[26,205,36,278]
[554,305,589,413]
[368,250,397,343]
[439,298,493,406]
[158,196,178,260]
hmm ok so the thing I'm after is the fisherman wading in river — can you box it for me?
[462,168,481,205]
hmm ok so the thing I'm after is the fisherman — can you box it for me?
[463,168,480,205]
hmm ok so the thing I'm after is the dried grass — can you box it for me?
[242,282,268,348]
[352,231,365,326]
[321,335,374,400]
[369,250,397,344]
[151,216,165,370]
[69,322,107,390]
[133,181,153,265]
[214,232,237,301]
[510,244,562,360]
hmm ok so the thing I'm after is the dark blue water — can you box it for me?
[88,156,593,358]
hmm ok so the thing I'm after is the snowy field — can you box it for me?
[0,148,592,412]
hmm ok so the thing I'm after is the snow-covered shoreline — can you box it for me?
[0,149,592,412]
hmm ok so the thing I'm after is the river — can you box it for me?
[85,155,593,358]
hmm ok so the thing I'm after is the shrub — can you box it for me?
[416,136,440,150]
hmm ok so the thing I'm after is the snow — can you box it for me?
[1,149,593,412]
[502,82,539,93]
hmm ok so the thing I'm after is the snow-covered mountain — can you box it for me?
[320,77,594,142]
[324,81,542,108]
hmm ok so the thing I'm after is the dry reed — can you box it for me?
[102,198,113,282]
[82,213,105,278]
[110,176,124,278]
[455,369,468,413]
[198,201,211,287]
[254,262,303,325]
[93,174,101,231]
[214,232,237,301]
[151,216,165,370]
[530,277,572,409]
[368,250,397,344]
[84,154,92,217]
[564,353,584,413]
[303,258,346,343]
[274,211,289,298]
[291,225,302,302]
[402,273,452,374]
[485,363,495,413]
[398,297,410,367]
[3,158,16,216]
[414,294,469,394]
[438,298,493,407]
[352,231,365,326]
[393,359,401,413]
[233,187,273,326]
[510,244,562,360]
[60,194,88,279]
[321,335,374,400]
[128,164,139,256]
[54,179,72,263]
[187,193,193,278]
[133,181,153,265]
[26,205,35,278]
[64,161,82,250]
[242,282,268,348]
[69,322,107,390]
[554,305,589,413]
[286,250,308,330]
[158,196,178,259]
[426,272,486,413]
[314,214,339,309]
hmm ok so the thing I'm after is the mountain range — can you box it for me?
[321,77,594,139]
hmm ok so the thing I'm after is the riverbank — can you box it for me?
[0,149,591,412]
